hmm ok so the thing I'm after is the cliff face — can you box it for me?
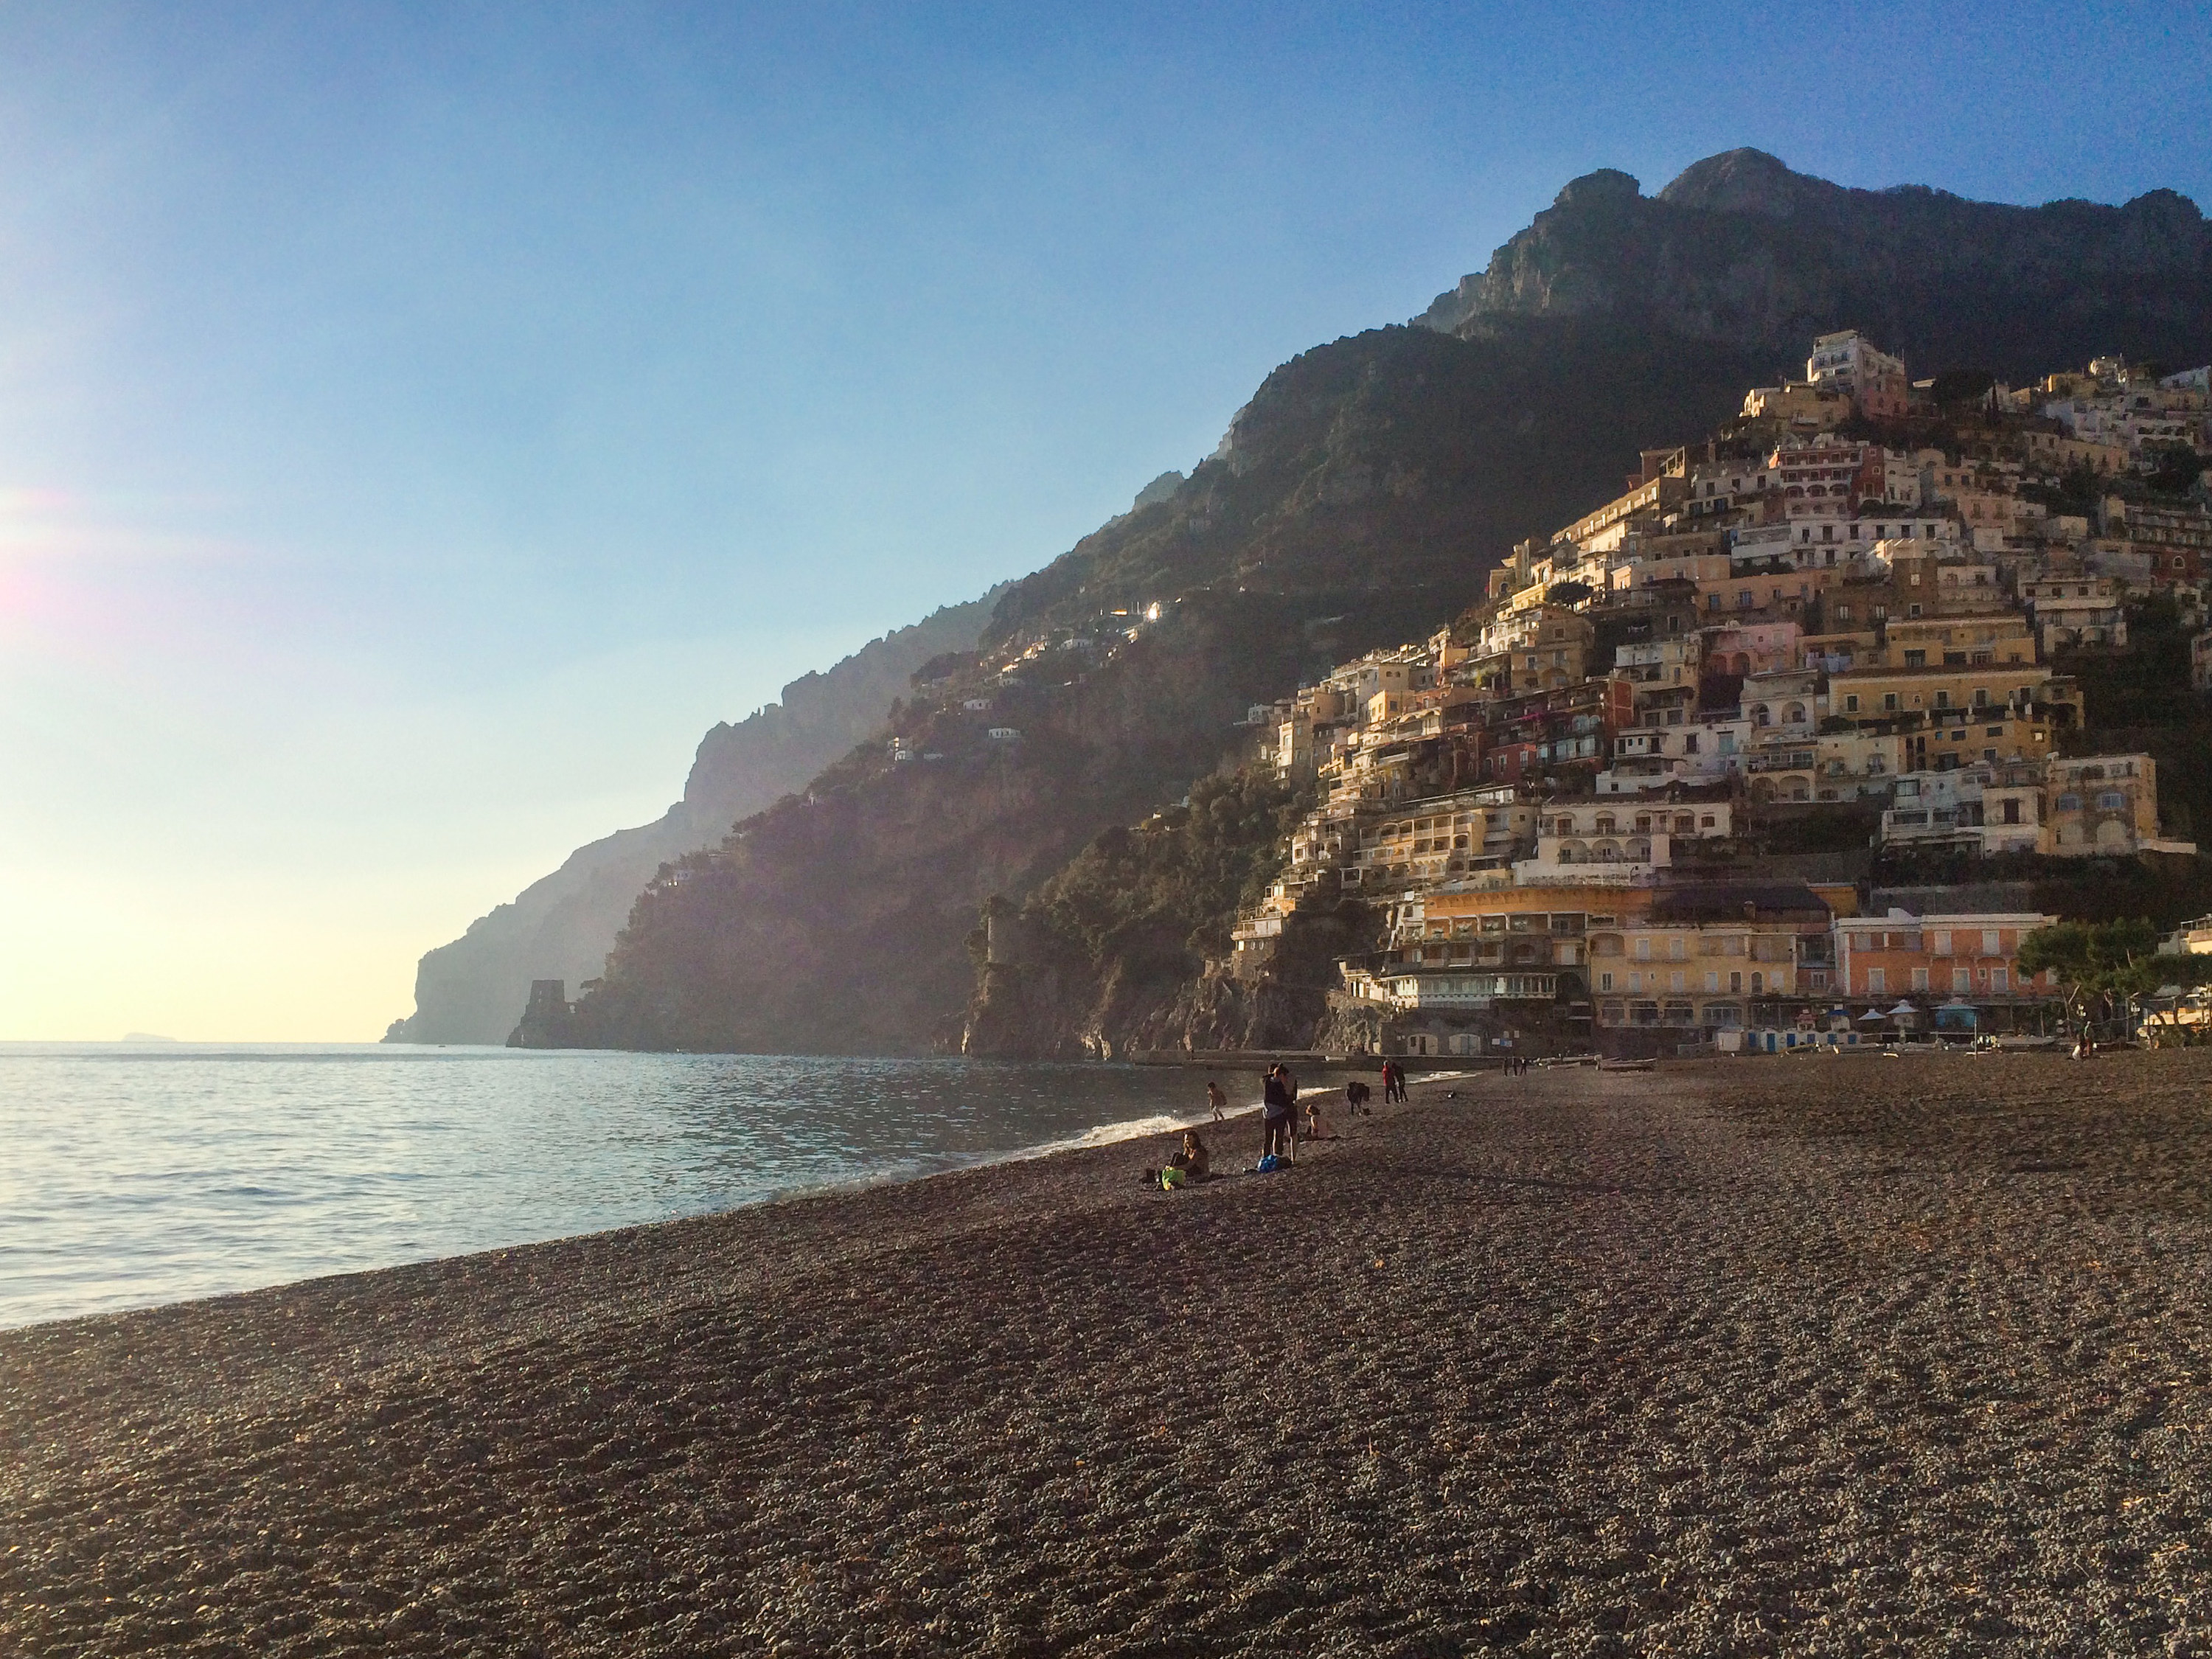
[566,594,1381,1053]
[383,594,998,1044]
[1418,150,2212,376]
[540,151,2211,1058]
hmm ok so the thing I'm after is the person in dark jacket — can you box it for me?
[1260,1065,1293,1161]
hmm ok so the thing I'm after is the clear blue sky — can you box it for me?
[3,1,2207,1037]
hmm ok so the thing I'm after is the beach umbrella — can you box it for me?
[1857,1008,1886,1022]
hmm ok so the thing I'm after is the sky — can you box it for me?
[2,2,2208,1040]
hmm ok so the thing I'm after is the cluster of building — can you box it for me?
[1230,333,2211,1057]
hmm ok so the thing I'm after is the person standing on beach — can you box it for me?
[1260,1065,1292,1162]
[1206,1079,1228,1121]
[1282,1065,1300,1162]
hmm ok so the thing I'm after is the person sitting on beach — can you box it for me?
[1303,1097,1335,1141]
[1206,1079,1228,1121]
[1166,1130,1211,1182]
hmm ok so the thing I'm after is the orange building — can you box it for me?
[1834,908,2056,1001]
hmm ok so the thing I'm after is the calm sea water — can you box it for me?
[0,1043,1227,1330]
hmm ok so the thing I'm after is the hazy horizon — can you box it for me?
[4,2,2208,1040]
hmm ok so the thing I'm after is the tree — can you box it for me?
[2141,444,2207,500]
[2017,918,2212,1040]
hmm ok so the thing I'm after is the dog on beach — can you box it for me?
[1345,1079,1371,1114]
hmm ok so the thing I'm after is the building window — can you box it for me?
[1912,967,1930,991]
[1867,967,1886,994]
[1992,967,2008,993]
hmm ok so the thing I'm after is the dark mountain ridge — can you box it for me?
[1419,148,2211,375]
[535,150,2209,1055]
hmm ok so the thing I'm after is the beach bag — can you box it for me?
[1161,1165,1186,1189]
[1256,1153,1281,1173]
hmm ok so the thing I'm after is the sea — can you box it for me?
[0,1043,1228,1331]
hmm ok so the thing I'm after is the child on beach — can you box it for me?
[1206,1079,1228,1120]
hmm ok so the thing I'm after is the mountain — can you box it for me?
[535,150,2209,1057]
[382,594,1000,1045]
[1418,148,2211,372]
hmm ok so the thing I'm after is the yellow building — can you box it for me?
[1588,883,1853,1032]
[1831,664,2064,721]
[2044,753,2165,854]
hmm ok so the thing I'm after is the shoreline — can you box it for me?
[9,1053,2212,1653]
[0,1054,1255,1336]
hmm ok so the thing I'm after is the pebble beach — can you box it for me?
[7,1051,2212,1655]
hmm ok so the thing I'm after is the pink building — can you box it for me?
[1701,622,1802,678]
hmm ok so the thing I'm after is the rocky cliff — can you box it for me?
[383,594,999,1044]
[532,150,2211,1058]
[1417,149,2212,377]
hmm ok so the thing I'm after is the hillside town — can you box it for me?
[1228,333,2212,1057]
